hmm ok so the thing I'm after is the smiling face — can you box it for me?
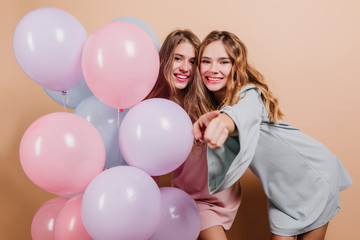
[200,40,232,99]
[172,41,196,90]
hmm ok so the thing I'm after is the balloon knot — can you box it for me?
[61,91,67,96]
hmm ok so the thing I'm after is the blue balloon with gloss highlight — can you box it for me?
[113,16,160,51]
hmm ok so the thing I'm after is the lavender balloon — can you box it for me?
[13,8,87,91]
[81,166,161,240]
[149,187,201,240]
[119,98,194,176]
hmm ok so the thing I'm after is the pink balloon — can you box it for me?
[19,112,105,195]
[13,8,87,91]
[119,98,194,176]
[31,197,67,240]
[54,194,92,240]
[81,166,161,240]
[149,187,201,240]
[82,21,159,109]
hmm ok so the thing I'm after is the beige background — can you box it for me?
[1,0,359,239]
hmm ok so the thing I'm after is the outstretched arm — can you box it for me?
[193,111,237,149]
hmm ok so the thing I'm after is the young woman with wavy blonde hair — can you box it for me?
[193,30,352,240]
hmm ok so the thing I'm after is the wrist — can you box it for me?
[219,113,237,136]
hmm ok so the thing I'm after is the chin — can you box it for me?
[205,85,220,92]
[175,83,188,90]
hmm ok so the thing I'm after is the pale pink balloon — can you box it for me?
[31,197,67,240]
[54,194,92,240]
[19,112,105,195]
[82,21,159,109]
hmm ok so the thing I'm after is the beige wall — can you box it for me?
[1,0,359,239]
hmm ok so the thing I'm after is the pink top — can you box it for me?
[172,143,242,230]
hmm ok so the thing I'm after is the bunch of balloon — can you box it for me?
[15,6,201,240]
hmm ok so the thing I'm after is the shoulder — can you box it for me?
[240,84,261,96]
[221,85,264,119]
[234,84,263,107]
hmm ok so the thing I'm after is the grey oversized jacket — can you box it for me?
[207,85,352,235]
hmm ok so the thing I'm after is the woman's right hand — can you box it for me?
[193,111,235,149]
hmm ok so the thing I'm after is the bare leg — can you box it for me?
[297,223,329,240]
[271,234,296,240]
[198,225,227,240]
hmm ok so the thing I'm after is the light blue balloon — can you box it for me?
[74,95,129,169]
[113,16,160,51]
[44,77,93,109]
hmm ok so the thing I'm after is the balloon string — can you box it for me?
[117,108,123,128]
[61,91,67,112]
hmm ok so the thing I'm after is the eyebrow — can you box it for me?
[174,53,195,59]
[201,56,231,60]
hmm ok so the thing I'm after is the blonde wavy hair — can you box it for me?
[146,29,204,122]
[197,30,284,123]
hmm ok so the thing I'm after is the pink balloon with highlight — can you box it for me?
[54,194,92,240]
[19,112,105,195]
[31,197,67,240]
[82,21,159,109]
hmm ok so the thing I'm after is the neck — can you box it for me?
[213,88,226,106]
[175,89,185,105]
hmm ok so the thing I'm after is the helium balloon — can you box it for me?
[19,112,105,195]
[54,194,92,240]
[82,21,159,109]
[113,16,160,51]
[149,187,201,240]
[81,166,161,240]
[31,197,67,240]
[74,95,129,168]
[119,98,193,176]
[44,77,93,109]
[13,8,87,91]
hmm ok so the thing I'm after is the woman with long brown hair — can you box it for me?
[148,29,242,240]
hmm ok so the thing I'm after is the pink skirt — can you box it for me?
[172,144,241,230]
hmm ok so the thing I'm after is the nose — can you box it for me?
[179,61,189,73]
[209,62,219,73]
